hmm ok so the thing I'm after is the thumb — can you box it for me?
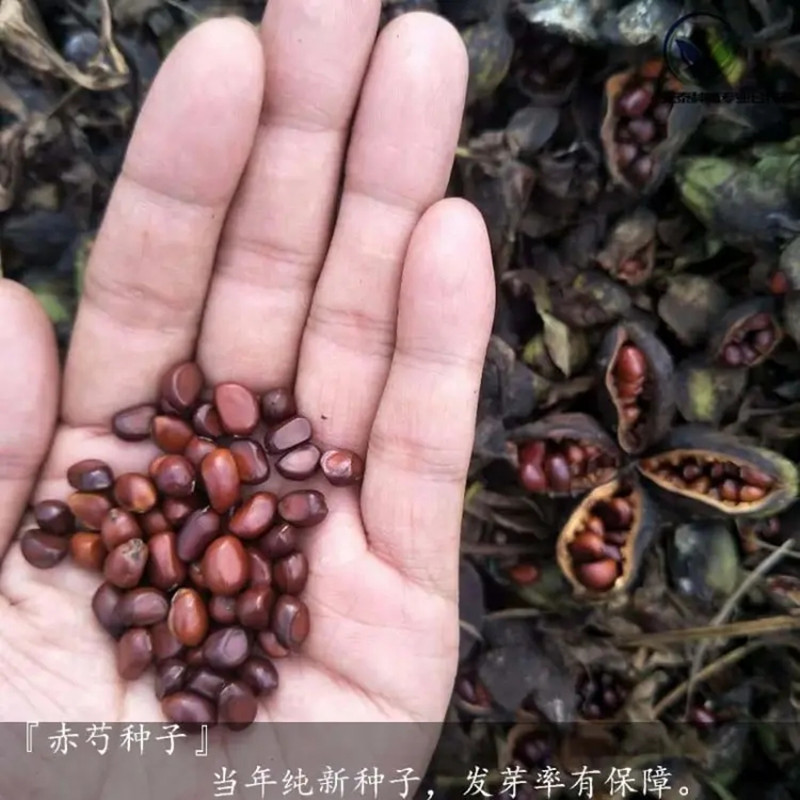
[0,279,60,560]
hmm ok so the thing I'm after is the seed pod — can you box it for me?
[509,413,622,497]
[595,209,657,287]
[708,298,783,369]
[638,426,799,518]
[674,357,748,427]
[555,477,659,599]
[598,322,675,455]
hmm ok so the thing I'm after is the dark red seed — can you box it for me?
[236,586,275,630]
[184,436,218,469]
[720,480,739,502]
[229,439,270,485]
[92,581,124,638]
[627,117,656,143]
[239,657,279,696]
[20,529,68,569]
[112,403,158,441]
[617,85,653,117]
[544,455,571,493]
[271,595,310,650]
[276,443,321,481]
[188,561,208,591]
[753,327,776,353]
[152,416,195,454]
[273,552,309,595]
[228,492,278,539]
[184,647,206,668]
[568,532,607,564]
[33,500,75,536]
[740,466,773,489]
[629,155,653,185]
[155,658,187,700]
[519,461,547,492]
[185,668,227,701]
[256,630,290,659]
[177,509,220,563]
[101,508,142,550]
[214,383,260,436]
[615,345,647,382]
[616,142,638,168]
[140,509,170,538]
[203,627,250,670]
[115,587,169,627]
[265,416,312,454]
[202,535,249,596]
[67,492,113,531]
[151,621,185,661]
[162,495,202,528]
[114,474,158,514]
[103,538,148,589]
[117,628,154,680]
[277,490,328,528]
[261,388,296,424]
[148,531,187,591]
[258,523,297,559]
[69,532,106,571]
[721,343,743,367]
[319,449,364,487]
[160,362,204,415]
[574,559,619,592]
[67,459,114,492]
[168,587,209,647]
[161,691,217,726]
[247,548,272,587]
[200,449,240,514]
[192,403,224,439]
[209,595,238,625]
[151,455,196,498]
[218,680,257,730]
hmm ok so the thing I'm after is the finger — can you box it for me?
[197,0,381,386]
[62,19,264,426]
[0,281,59,557]
[297,12,468,453]
[361,199,495,600]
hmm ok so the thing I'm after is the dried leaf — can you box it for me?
[541,310,589,378]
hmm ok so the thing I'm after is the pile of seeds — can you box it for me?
[19,361,363,730]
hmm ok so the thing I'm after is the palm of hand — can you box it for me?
[0,0,494,727]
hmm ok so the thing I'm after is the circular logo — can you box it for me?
[663,12,748,90]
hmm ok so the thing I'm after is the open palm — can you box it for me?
[0,0,494,728]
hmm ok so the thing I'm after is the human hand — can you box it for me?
[0,0,494,726]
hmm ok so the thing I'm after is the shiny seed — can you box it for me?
[568,532,607,564]
[627,117,656,143]
[117,628,153,680]
[753,327,775,353]
[720,480,739,502]
[151,621,185,661]
[162,495,201,528]
[184,436,218,469]
[115,586,169,627]
[256,630,290,659]
[92,582,124,638]
[155,658,187,700]
[574,559,619,592]
[161,691,217,726]
[69,532,106,571]
[20,529,68,569]
[271,595,310,650]
[740,485,767,503]
[67,459,114,492]
[277,490,328,528]
[615,345,646,383]
[228,492,278,539]
[616,142,638,168]
[544,454,571,492]
[67,492,114,530]
[151,416,195,453]
[160,362,204,414]
[247,548,273,587]
[218,680,257,730]
[185,667,226,701]
[151,455,196,498]
[261,388,296,424]
[273,552,309,595]
[147,531,186,591]
[239,657,279,696]
[258,523,297,559]
[585,516,605,537]
[200,449,240,514]
[214,383,260,436]
[192,403,223,439]
[104,538,148,589]
[114,474,158,513]
[618,85,653,117]
[203,627,250,670]
[236,585,275,630]
[518,441,545,465]
[519,461,546,492]
[319,449,364,486]
[101,509,142,550]
[112,403,158,441]
[266,416,312,454]
[188,561,208,591]
[721,343,743,367]
[168,588,209,647]
[140,509,170,537]
[176,508,220,563]
[230,439,270,485]
[33,499,74,536]
[276,443,321,481]
[209,595,238,625]
[740,466,773,489]
[202,535,249,596]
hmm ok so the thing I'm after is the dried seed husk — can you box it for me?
[595,208,657,287]
[708,297,783,369]
[637,426,799,519]
[555,477,659,600]
[674,357,748,427]
[508,413,622,497]
[533,270,632,329]
[598,321,676,455]
[657,274,731,348]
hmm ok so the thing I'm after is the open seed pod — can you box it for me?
[598,321,676,455]
[708,298,783,369]
[555,476,659,600]
[638,426,799,519]
[595,208,657,286]
[509,413,622,496]
[500,723,559,772]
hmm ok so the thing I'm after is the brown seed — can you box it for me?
[519,441,546,465]
[753,327,776,353]
[184,436,218,469]
[104,538,148,589]
[177,508,220,562]
[276,443,321,481]
[236,586,275,630]
[214,383,260,436]
[617,85,653,117]
[627,117,656,143]
[257,630,290,659]
[616,380,642,400]
[202,535,249,596]
[271,595,310,650]
[112,403,158,442]
[151,621,185,661]
[319,448,364,487]
[162,495,202,528]
[155,658,187,700]
[574,559,619,592]
[247,548,273,587]
[161,691,217,726]
[682,464,702,482]
[140,509,170,537]
[209,595,238,625]
[508,563,540,585]
[192,403,224,439]
[740,466,773,489]
[117,628,153,680]
[185,667,226,701]
[114,474,158,514]
[148,531,186,591]
[218,680,258,731]
[720,480,739,502]
[584,516,605,537]
[568,532,607,564]
[33,499,74,536]
[69,532,106,571]
[151,416,195,454]
[67,459,114,492]
[629,155,653,185]
[721,343,743,367]
[519,461,547,492]
[544,454,571,493]
[188,561,208,591]
[229,439,270,485]
[278,491,328,528]
[160,361,204,415]
[688,477,711,495]
[92,582,124,638]
[258,523,298,560]
[621,405,641,425]
[261,388,296,424]
[615,344,646,382]
[168,587,209,647]
[228,492,278,539]
[101,508,143,550]
[608,498,633,529]
[203,627,250,670]
[265,416,312,454]
[67,492,114,531]
[115,587,169,627]
[20,529,69,569]
[616,142,638,168]
[740,485,767,503]
[273,552,309,595]
[604,529,629,547]
[151,455,196,498]
[200,449,240,514]
[239,657,279,696]
[184,647,206,668]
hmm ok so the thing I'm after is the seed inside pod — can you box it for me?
[713,308,782,368]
